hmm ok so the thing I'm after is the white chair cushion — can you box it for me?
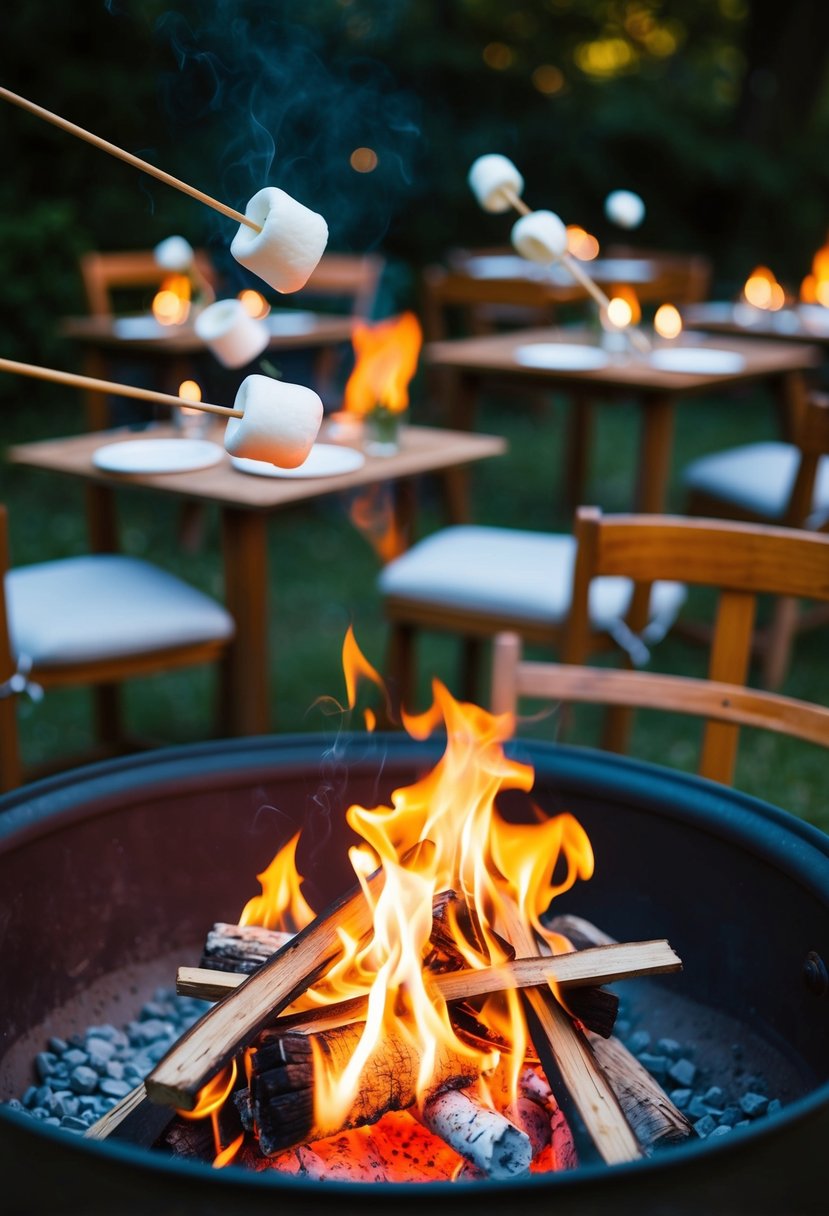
[378,526,686,635]
[6,555,235,667]
[682,442,829,523]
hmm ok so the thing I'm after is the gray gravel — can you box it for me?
[2,989,208,1135]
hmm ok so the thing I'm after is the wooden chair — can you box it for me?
[490,507,829,787]
[79,248,218,317]
[0,504,235,792]
[602,245,713,306]
[378,516,687,715]
[681,390,829,688]
[420,261,560,342]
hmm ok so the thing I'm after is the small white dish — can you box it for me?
[112,316,170,340]
[514,343,610,371]
[92,438,225,474]
[648,347,746,375]
[230,443,366,479]
[265,311,318,336]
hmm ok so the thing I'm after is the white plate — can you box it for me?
[265,311,318,335]
[514,343,610,371]
[230,443,366,479]
[92,438,225,474]
[112,316,171,340]
[648,347,746,375]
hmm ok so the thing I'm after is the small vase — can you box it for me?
[365,406,405,456]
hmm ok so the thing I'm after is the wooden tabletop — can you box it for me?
[7,420,507,511]
[59,310,356,354]
[425,326,823,393]
[682,301,829,348]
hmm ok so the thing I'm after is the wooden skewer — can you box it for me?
[501,185,651,355]
[0,85,260,233]
[0,356,242,419]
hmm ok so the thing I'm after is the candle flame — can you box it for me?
[238,289,270,319]
[654,303,682,339]
[566,225,600,260]
[743,266,785,311]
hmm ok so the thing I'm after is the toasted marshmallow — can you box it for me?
[194,298,269,369]
[153,235,194,271]
[230,187,328,294]
[467,154,524,213]
[604,190,646,229]
[224,374,323,468]
[511,210,568,263]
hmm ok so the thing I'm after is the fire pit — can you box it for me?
[1,731,828,1214]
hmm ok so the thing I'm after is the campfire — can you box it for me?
[85,632,688,1182]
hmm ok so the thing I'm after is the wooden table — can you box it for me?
[682,301,829,349]
[425,327,822,513]
[7,421,506,735]
[60,310,358,429]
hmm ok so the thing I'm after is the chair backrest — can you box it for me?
[786,391,829,527]
[602,245,714,305]
[294,252,385,318]
[490,507,829,785]
[79,249,218,316]
[420,262,558,341]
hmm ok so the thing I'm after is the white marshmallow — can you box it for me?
[467,154,524,213]
[604,190,646,229]
[511,210,568,264]
[224,374,323,468]
[230,187,328,294]
[194,298,270,369]
[153,235,194,271]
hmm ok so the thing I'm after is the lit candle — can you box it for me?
[654,303,682,341]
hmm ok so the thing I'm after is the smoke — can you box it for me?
[152,4,421,272]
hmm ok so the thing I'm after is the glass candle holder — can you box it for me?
[365,405,405,456]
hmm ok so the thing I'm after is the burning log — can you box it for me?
[496,898,642,1165]
[201,922,293,974]
[420,1088,532,1179]
[146,851,412,1110]
[248,1021,482,1155]
[547,914,693,1150]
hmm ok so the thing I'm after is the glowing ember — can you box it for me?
[743,266,785,311]
[151,272,192,325]
[342,312,423,417]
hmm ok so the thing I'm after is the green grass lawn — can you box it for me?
[3,368,827,833]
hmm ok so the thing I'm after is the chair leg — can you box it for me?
[459,637,484,704]
[93,684,125,750]
[0,695,23,792]
[761,596,800,690]
[386,622,417,719]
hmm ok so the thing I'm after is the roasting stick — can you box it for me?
[0,86,259,232]
[496,900,642,1165]
[501,183,652,356]
[0,356,241,418]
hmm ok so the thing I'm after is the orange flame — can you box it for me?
[348,484,407,563]
[342,312,423,417]
[177,1060,242,1167]
[238,288,270,319]
[152,273,191,325]
[654,303,682,340]
[604,284,641,328]
[743,266,785,311]
[566,225,600,260]
[801,236,829,306]
[238,830,315,933]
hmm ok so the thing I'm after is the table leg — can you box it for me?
[635,394,676,514]
[85,485,119,553]
[771,370,808,442]
[565,391,594,510]
[220,509,271,736]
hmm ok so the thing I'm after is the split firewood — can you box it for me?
[146,847,430,1110]
[201,922,293,973]
[496,899,642,1165]
[83,1082,172,1145]
[248,1021,482,1155]
[420,1088,532,1179]
[547,913,693,1149]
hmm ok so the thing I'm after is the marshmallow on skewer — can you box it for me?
[224,374,323,468]
[468,154,525,213]
[510,210,568,264]
[194,298,270,369]
[153,235,195,271]
[604,190,646,230]
[230,187,328,294]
